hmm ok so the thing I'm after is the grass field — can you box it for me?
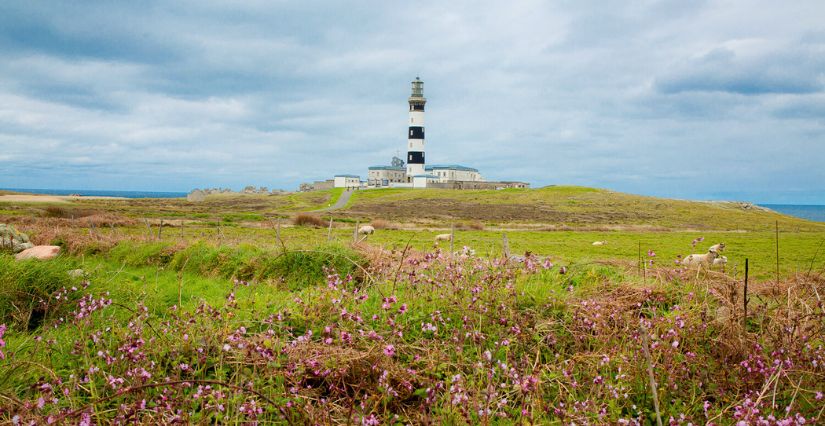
[1,187,824,423]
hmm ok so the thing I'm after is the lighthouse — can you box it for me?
[406,77,426,180]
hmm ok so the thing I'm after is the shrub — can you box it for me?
[256,245,365,290]
[371,219,399,230]
[293,213,325,227]
[454,220,485,231]
[41,206,97,219]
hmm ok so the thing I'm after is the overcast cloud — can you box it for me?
[0,1,823,202]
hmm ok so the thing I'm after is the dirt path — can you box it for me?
[313,189,353,212]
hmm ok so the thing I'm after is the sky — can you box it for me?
[0,1,823,203]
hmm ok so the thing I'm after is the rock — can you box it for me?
[0,223,34,253]
[15,245,61,260]
[186,190,206,202]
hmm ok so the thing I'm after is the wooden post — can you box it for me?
[775,221,780,284]
[450,223,454,255]
[744,258,749,329]
[157,220,163,240]
[276,218,281,245]
[327,217,334,242]
[641,325,663,426]
[502,233,510,259]
[353,221,359,244]
[638,241,642,277]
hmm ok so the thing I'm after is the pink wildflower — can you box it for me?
[383,344,395,357]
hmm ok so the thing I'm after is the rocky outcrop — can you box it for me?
[186,189,206,202]
[15,245,61,260]
[0,223,34,253]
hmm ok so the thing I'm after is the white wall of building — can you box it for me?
[429,167,483,182]
[334,176,360,188]
[368,169,406,186]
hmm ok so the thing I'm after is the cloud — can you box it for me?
[655,40,825,95]
[0,1,823,203]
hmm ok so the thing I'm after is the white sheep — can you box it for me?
[681,251,719,267]
[434,233,452,242]
[357,225,375,235]
[712,255,728,268]
[592,241,607,246]
[708,243,726,253]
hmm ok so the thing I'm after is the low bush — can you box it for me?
[292,213,325,227]
[456,220,484,231]
[41,206,97,219]
[370,219,399,230]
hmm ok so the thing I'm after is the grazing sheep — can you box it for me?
[592,241,607,246]
[357,225,375,235]
[682,250,719,268]
[682,243,726,269]
[434,233,452,242]
[708,243,726,253]
[712,255,728,268]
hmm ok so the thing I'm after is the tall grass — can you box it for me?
[108,241,365,290]
[0,255,82,330]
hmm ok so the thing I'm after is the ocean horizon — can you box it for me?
[759,204,825,223]
[1,188,187,199]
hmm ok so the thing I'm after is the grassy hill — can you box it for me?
[340,186,824,231]
[2,186,821,232]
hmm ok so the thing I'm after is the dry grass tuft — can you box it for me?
[42,206,100,219]
[370,219,399,230]
[456,220,485,231]
[292,213,325,227]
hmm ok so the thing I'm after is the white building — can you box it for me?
[412,174,439,189]
[426,165,484,183]
[367,166,406,187]
[333,175,360,189]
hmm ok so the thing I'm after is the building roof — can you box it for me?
[425,164,479,173]
[368,166,406,171]
[334,174,360,178]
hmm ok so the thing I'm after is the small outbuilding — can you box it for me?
[334,175,361,189]
[412,174,439,189]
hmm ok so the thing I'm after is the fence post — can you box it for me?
[775,221,780,284]
[353,221,359,244]
[327,217,334,242]
[450,223,454,254]
[743,258,749,329]
[502,233,510,259]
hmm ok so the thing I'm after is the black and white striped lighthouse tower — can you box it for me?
[406,77,426,180]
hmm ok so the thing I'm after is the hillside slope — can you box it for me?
[341,186,824,231]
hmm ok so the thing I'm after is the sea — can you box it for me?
[759,204,825,223]
[1,188,187,199]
